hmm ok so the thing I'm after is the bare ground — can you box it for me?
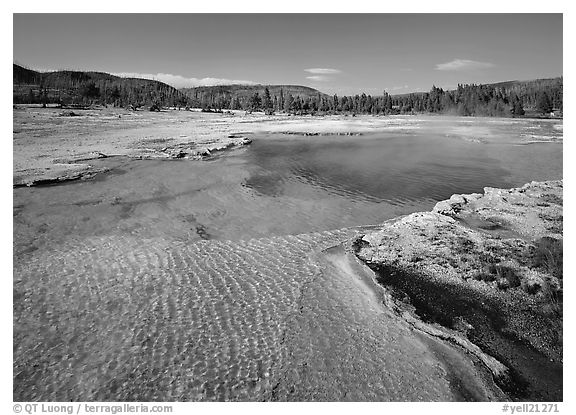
[354,180,563,401]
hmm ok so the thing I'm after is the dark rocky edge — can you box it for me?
[13,136,252,187]
[13,163,110,187]
[353,180,563,401]
[135,135,252,160]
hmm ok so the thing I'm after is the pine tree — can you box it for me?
[510,94,525,116]
[80,82,100,104]
[279,88,284,111]
[110,86,121,106]
[263,87,273,113]
[284,94,294,113]
[536,92,553,114]
[249,92,262,111]
[231,96,242,110]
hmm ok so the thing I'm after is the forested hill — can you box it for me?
[180,84,327,111]
[13,64,189,108]
[388,77,562,117]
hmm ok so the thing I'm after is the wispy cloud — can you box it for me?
[435,59,495,71]
[306,75,330,82]
[304,68,342,83]
[112,72,257,88]
[386,85,409,92]
[304,68,342,74]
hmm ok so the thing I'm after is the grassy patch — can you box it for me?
[539,193,563,206]
[538,212,563,223]
[473,262,521,289]
[533,237,563,279]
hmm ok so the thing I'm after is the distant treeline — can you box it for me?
[389,78,563,116]
[190,78,562,117]
[14,64,562,117]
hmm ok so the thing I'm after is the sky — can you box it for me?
[13,14,563,95]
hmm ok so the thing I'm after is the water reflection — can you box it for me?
[243,133,557,205]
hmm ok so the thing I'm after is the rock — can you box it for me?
[170,150,187,159]
[91,151,108,159]
[433,192,481,216]
[521,270,545,295]
[432,200,455,216]
[59,111,79,117]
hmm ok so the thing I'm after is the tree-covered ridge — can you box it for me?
[13,64,189,108]
[389,78,562,116]
[180,84,327,112]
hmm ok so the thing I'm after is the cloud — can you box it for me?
[304,68,342,74]
[304,68,342,83]
[435,59,494,71]
[112,72,257,88]
[306,75,330,82]
[387,85,409,92]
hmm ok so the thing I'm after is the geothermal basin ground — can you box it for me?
[13,107,563,401]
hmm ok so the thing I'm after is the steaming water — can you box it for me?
[13,117,562,401]
[14,119,562,253]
